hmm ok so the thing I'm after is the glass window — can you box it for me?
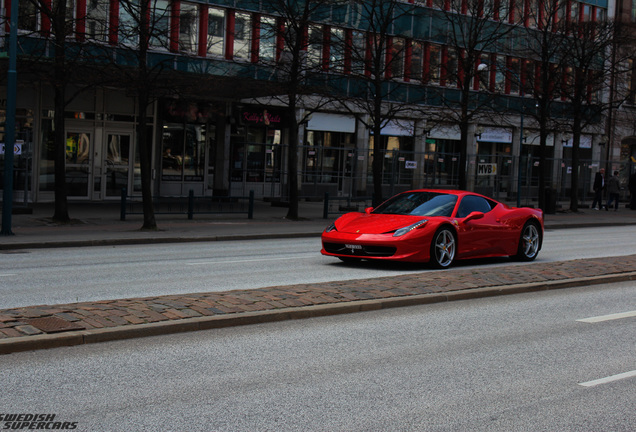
[307,25,323,69]
[179,3,199,53]
[570,1,579,24]
[410,41,423,82]
[330,27,345,73]
[259,16,277,63]
[149,0,170,49]
[509,57,521,94]
[479,53,490,90]
[18,1,38,32]
[521,59,534,96]
[234,12,251,60]
[390,37,405,80]
[119,0,140,46]
[207,7,225,56]
[494,55,506,92]
[499,0,510,22]
[429,44,441,84]
[582,5,591,22]
[445,48,458,87]
[86,0,109,41]
[527,0,538,27]
[350,30,366,75]
[457,195,494,218]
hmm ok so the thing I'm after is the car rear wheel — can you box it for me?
[515,221,541,261]
[430,227,456,269]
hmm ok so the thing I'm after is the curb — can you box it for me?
[3,271,635,355]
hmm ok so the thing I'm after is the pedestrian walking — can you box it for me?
[591,168,606,210]
[606,170,620,211]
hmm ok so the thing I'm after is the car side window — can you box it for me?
[456,196,493,218]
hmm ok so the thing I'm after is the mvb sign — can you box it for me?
[477,163,497,175]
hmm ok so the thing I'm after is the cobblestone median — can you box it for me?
[2,255,636,341]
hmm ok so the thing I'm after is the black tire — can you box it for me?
[429,227,456,269]
[514,221,541,261]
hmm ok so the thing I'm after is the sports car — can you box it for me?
[321,189,543,268]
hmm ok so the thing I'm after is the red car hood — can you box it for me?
[335,213,427,234]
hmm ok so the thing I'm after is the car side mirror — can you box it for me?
[365,207,373,215]
[463,211,484,222]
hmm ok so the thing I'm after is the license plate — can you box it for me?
[345,244,362,249]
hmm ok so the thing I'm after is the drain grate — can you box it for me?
[27,317,85,333]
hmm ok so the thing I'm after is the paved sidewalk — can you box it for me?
[3,200,636,250]
[1,200,636,354]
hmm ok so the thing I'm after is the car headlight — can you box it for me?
[325,223,337,233]
[393,220,428,237]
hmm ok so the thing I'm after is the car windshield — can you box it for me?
[372,192,457,217]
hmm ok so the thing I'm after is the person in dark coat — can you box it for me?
[591,168,605,210]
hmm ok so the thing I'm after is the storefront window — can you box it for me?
[161,124,205,182]
[1,109,33,194]
[368,135,414,185]
[304,131,354,184]
[39,119,55,192]
[207,7,225,56]
[179,3,199,53]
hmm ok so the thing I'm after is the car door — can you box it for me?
[454,195,509,258]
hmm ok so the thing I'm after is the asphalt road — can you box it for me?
[3,225,636,309]
[2,281,634,431]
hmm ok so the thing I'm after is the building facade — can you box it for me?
[1,0,634,207]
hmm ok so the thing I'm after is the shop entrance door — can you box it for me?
[65,131,92,198]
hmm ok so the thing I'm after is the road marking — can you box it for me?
[576,310,636,323]
[186,255,316,265]
[578,370,636,387]
[0,274,16,277]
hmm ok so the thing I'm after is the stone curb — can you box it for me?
[2,271,635,355]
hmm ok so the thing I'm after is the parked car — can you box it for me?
[321,189,544,268]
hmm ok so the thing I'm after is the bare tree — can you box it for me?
[558,17,630,211]
[429,0,519,191]
[515,0,570,211]
[248,0,345,219]
[14,0,96,222]
[335,0,417,205]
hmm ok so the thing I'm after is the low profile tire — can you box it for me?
[429,227,456,269]
[515,221,541,261]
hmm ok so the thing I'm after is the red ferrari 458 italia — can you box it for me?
[321,189,544,268]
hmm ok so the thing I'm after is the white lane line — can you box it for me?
[576,310,636,323]
[186,255,316,265]
[578,370,636,387]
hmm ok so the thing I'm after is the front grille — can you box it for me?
[323,242,396,257]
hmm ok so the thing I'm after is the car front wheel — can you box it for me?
[430,227,456,269]
[515,221,541,261]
